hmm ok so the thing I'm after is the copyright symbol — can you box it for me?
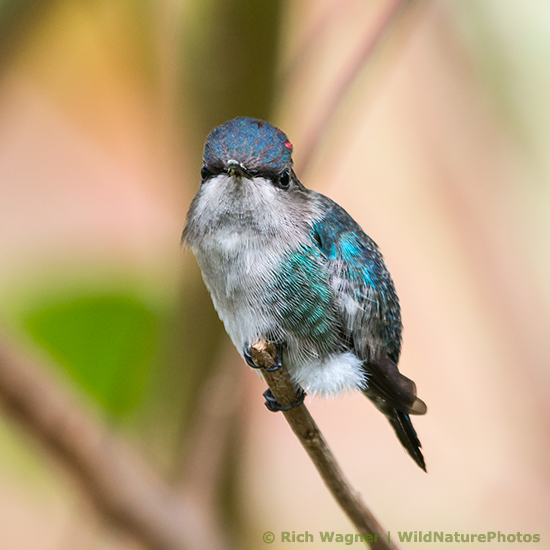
[263,531,275,544]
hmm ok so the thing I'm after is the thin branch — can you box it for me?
[249,341,400,550]
[0,330,228,550]
[296,0,413,174]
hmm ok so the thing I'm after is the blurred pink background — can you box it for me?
[0,1,549,548]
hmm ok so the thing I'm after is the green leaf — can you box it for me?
[21,292,159,417]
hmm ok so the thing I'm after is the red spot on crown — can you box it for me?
[285,141,293,151]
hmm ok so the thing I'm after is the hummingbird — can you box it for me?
[183,117,427,470]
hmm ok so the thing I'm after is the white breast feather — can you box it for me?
[188,173,369,396]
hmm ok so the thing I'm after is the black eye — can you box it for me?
[278,169,290,189]
[200,165,211,181]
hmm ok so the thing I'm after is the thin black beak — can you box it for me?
[226,159,253,178]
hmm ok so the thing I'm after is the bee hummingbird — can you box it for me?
[183,117,427,470]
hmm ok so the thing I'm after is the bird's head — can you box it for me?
[201,117,295,190]
[183,117,315,247]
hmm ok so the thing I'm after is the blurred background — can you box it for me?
[0,0,549,548]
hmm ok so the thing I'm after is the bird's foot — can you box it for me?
[243,344,259,368]
[263,387,306,412]
[243,342,283,372]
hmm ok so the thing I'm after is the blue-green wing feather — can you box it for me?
[310,193,427,470]
[310,194,402,363]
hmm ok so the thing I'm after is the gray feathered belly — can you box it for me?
[193,237,279,353]
[192,232,367,396]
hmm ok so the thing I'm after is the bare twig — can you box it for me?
[249,341,400,550]
[0,330,228,550]
[296,0,413,174]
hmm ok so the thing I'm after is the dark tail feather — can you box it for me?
[387,410,426,472]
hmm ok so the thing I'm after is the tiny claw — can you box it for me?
[263,387,306,412]
[243,343,260,369]
[264,351,282,372]
[243,341,284,371]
